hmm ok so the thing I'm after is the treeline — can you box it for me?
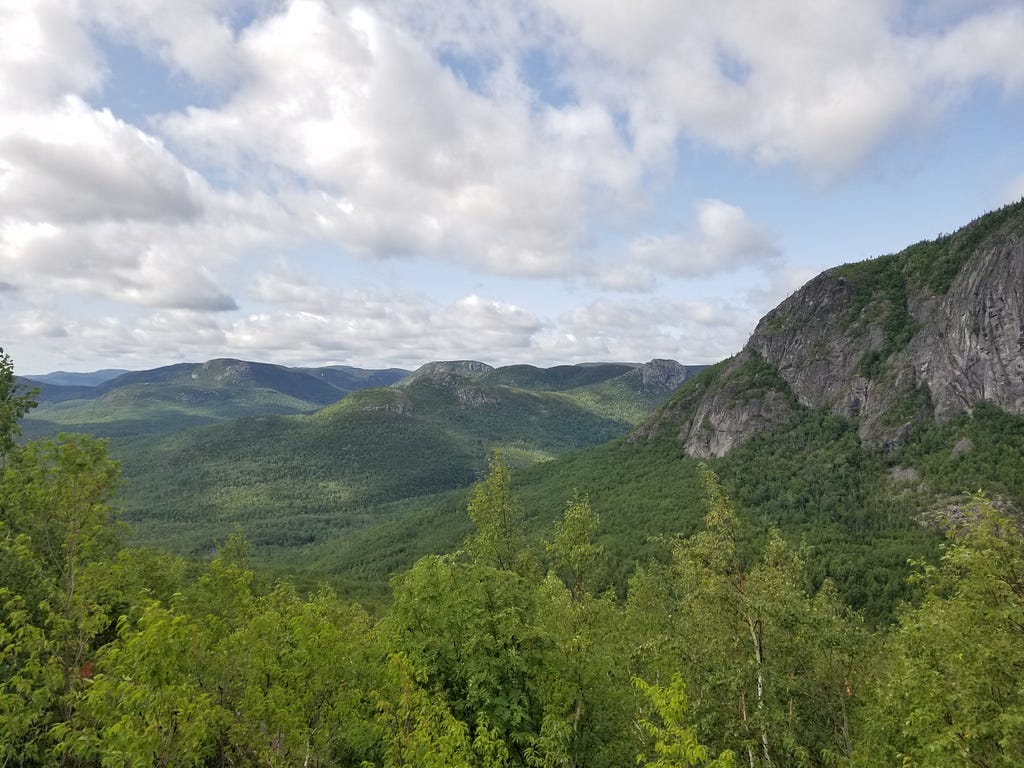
[3,352,1024,766]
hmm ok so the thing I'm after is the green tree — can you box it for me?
[0,531,63,766]
[466,453,531,574]
[372,653,478,768]
[632,465,864,767]
[222,583,379,767]
[382,554,546,759]
[854,494,1024,766]
[57,600,221,767]
[634,674,735,768]
[0,432,123,761]
[0,347,38,459]
[548,492,604,600]
[531,573,636,768]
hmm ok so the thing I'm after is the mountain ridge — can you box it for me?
[634,199,1024,456]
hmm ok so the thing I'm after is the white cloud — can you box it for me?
[0,97,205,223]
[4,0,1023,375]
[542,0,1024,178]
[16,310,68,339]
[921,5,1024,91]
[7,284,746,373]
[86,0,256,83]
[251,262,332,312]
[434,295,543,352]
[224,291,544,365]
[157,0,637,276]
[590,262,657,292]
[547,296,753,364]
[0,215,246,312]
[589,199,780,290]
[629,199,780,278]
[0,0,102,109]
[746,266,819,313]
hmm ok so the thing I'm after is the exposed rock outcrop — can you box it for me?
[631,352,798,457]
[397,361,503,409]
[633,200,1024,456]
[405,361,494,384]
[903,238,1024,421]
[637,359,691,394]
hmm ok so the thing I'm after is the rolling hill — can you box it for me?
[21,200,1024,618]
[66,358,703,566]
[20,358,411,439]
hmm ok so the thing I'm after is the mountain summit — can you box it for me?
[635,200,1024,456]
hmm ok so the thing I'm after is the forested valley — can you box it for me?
[4,349,1024,768]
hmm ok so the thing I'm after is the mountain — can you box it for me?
[24,369,128,386]
[294,364,411,392]
[400,360,496,382]
[112,359,696,559]
[394,359,706,424]
[13,204,1023,632]
[89,358,407,405]
[17,380,98,405]
[634,199,1024,457]
[478,362,635,390]
[303,204,1024,620]
[21,358,411,440]
[399,359,702,394]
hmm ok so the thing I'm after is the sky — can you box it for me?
[3,0,1024,375]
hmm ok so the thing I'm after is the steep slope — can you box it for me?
[400,360,495,382]
[316,393,1024,621]
[636,200,1024,456]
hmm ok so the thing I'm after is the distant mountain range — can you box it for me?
[23,358,408,406]
[305,201,1024,617]
[19,359,411,439]
[21,357,705,569]
[18,201,1024,616]
[25,369,129,387]
[21,357,702,439]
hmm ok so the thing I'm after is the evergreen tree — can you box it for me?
[854,494,1024,766]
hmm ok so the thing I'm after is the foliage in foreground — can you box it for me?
[3,347,1024,766]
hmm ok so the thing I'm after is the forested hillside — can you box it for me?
[3,350,1023,766]
[20,358,697,565]
[20,358,411,439]
[113,364,676,559]
[4,201,1024,765]
[279,202,1024,615]
[307,401,1023,621]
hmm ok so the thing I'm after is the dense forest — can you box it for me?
[4,349,1024,767]
[19,359,695,572]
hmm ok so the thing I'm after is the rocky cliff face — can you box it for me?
[905,235,1024,420]
[630,351,799,456]
[403,361,495,384]
[637,359,693,393]
[634,200,1024,457]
